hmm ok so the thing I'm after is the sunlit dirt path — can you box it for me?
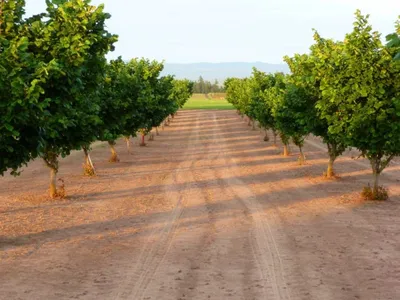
[1,110,400,300]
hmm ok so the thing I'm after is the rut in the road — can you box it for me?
[116,111,294,300]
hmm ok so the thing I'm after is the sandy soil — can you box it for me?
[0,110,399,300]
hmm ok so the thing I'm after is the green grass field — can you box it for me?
[182,94,234,110]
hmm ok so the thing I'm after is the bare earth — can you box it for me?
[1,110,399,300]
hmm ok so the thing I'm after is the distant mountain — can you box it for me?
[161,62,289,82]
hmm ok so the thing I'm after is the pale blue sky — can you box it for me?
[25,0,400,64]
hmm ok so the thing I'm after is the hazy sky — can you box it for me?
[24,0,400,64]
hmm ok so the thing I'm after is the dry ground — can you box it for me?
[0,110,399,300]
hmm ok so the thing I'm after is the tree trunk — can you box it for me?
[368,154,394,199]
[252,120,256,130]
[248,118,252,126]
[273,130,278,147]
[156,127,160,136]
[83,147,96,176]
[326,156,335,178]
[108,141,119,162]
[264,130,269,142]
[43,152,59,198]
[326,143,338,178]
[124,136,131,154]
[370,156,382,196]
[298,146,305,165]
[373,171,380,195]
[140,134,146,146]
[49,167,57,198]
[283,144,290,156]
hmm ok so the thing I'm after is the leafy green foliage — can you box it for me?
[98,59,192,144]
[29,0,117,175]
[224,77,252,117]
[151,75,176,129]
[0,0,117,199]
[284,36,348,176]
[97,58,128,143]
[273,84,314,149]
[248,69,276,131]
[170,79,194,109]
[0,0,47,175]
[386,19,400,60]
[317,12,400,188]
[98,58,163,142]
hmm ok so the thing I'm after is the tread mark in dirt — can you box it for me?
[113,194,186,300]
[213,114,291,300]
[113,116,201,300]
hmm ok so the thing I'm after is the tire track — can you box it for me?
[115,195,186,300]
[183,111,260,299]
[174,113,219,299]
[112,116,199,300]
[213,114,292,300]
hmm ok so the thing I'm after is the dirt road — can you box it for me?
[1,110,399,300]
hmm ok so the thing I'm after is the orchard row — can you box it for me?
[0,1,193,197]
[224,11,400,200]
